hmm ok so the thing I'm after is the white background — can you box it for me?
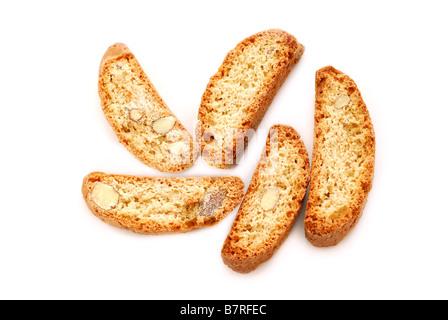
[1,0,447,300]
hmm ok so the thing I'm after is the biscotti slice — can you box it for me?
[98,43,196,173]
[221,125,310,273]
[82,172,244,234]
[304,66,375,247]
[198,29,304,169]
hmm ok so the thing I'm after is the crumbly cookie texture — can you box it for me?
[198,29,304,169]
[98,43,197,173]
[222,125,310,273]
[304,66,375,247]
[82,172,244,234]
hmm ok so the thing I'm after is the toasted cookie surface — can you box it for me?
[304,66,375,247]
[98,43,196,173]
[82,172,244,234]
[198,29,304,169]
[222,125,310,273]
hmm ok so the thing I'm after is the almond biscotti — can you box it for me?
[304,66,375,247]
[221,125,310,273]
[98,43,196,173]
[82,172,244,234]
[198,29,304,169]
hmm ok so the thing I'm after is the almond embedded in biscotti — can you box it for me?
[260,187,279,210]
[198,189,228,217]
[334,95,351,109]
[129,108,144,122]
[153,116,176,134]
[91,182,119,210]
[168,141,188,155]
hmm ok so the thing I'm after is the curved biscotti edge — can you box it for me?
[198,29,304,169]
[98,43,197,173]
[221,125,311,273]
[304,66,375,247]
[81,171,245,234]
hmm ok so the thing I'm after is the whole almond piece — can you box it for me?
[334,95,350,109]
[260,187,279,210]
[129,109,145,122]
[91,182,120,210]
[153,116,176,134]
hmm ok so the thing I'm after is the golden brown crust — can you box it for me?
[304,66,375,247]
[222,125,310,273]
[198,29,304,169]
[98,43,197,173]
[82,172,244,234]
[99,43,131,74]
